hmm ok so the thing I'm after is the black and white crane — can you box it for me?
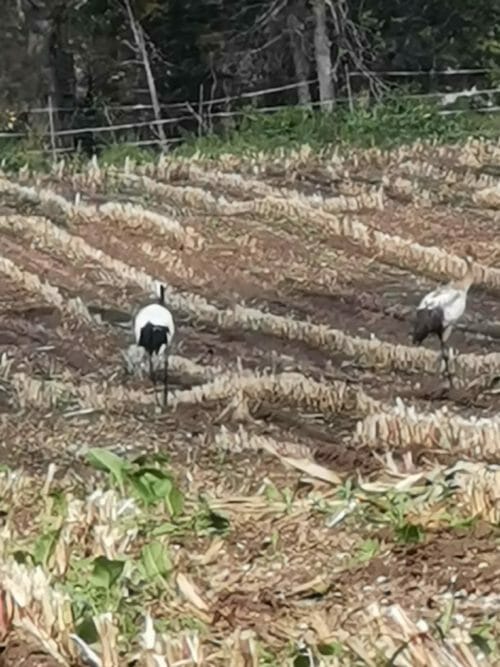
[133,282,175,408]
[412,257,474,386]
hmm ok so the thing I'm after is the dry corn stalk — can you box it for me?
[0,213,196,297]
[134,160,384,212]
[472,184,500,210]
[0,468,29,513]
[218,628,260,667]
[94,613,120,667]
[391,157,498,190]
[83,489,139,559]
[214,424,313,460]
[446,462,500,523]
[137,614,203,666]
[125,346,222,381]
[153,139,500,207]
[0,559,76,665]
[0,177,195,246]
[0,253,93,322]
[369,603,481,667]
[99,201,199,246]
[11,353,217,409]
[215,425,343,484]
[120,136,499,190]
[342,136,500,171]
[356,396,500,457]
[11,367,380,416]
[112,172,500,290]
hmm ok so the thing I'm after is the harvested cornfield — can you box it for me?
[1,138,500,666]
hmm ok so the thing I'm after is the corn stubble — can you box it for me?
[1,138,500,665]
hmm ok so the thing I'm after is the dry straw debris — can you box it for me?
[139,159,385,213]
[10,353,218,410]
[0,176,197,247]
[214,425,343,484]
[0,559,77,665]
[0,253,93,323]
[10,367,379,417]
[368,603,482,667]
[96,170,500,290]
[356,396,500,457]
[446,461,500,524]
[472,184,500,210]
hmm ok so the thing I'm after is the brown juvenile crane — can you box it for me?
[412,257,474,386]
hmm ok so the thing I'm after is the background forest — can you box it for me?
[1,0,500,159]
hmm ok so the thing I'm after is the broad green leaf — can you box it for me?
[195,508,230,536]
[128,473,156,505]
[129,467,183,512]
[90,556,125,589]
[86,448,129,490]
[48,490,68,518]
[395,523,424,544]
[318,642,344,656]
[166,485,184,517]
[147,474,172,500]
[75,616,99,644]
[140,541,172,580]
[264,483,282,502]
[150,522,177,536]
[33,528,61,567]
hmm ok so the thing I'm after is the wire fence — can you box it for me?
[1,67,499,156]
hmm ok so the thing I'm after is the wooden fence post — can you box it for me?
[48,96,57,162]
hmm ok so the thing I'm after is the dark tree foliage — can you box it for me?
[0,0,498,135]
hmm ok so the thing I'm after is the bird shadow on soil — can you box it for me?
[411,378,490,409]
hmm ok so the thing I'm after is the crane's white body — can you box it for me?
[413,259,473,388]
[132,287,175,409]
[133,303,175,350]
[417,286,468,330]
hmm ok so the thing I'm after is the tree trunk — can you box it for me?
[23,1,53,131]
[48,4,77,145]
[287,0,312,108]
[123,0,167,152]
[312,0,334,111]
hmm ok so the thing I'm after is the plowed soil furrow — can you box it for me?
[0,275,106,374]
[3,215,498,418]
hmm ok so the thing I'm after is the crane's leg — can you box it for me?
[149,354,159,406]
[163,350,169,410]
[440,327,454,388]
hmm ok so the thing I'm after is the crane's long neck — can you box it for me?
[453,272,473,292]
[158,285,165,305]
[452,261,474,292]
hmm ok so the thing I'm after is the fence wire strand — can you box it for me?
[1,68,499,153]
